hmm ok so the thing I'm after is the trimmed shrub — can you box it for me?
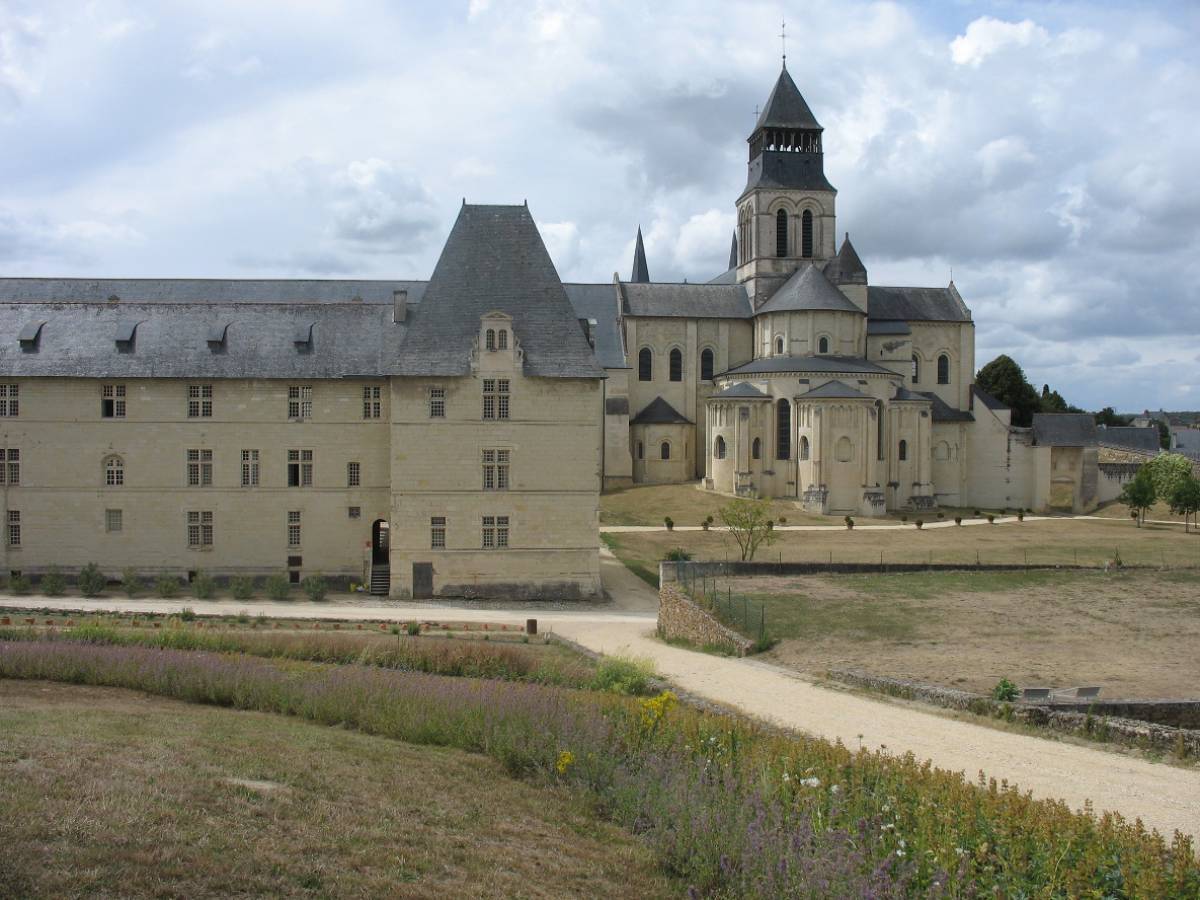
[987,514,996,525]
[122,567,142,598]
[301,574,328,602]
[915,519,924,530]
[844,515,854,530]
[10,573,31,595]
[663,547,692,562]
[265,573,291,601]
[954,516,963,526]
[191,571,216,600]
[41,567,66,597]
[156,575,181,599]
[664,516,674,531]
[77,563,107,598]
[230,576,255,600]
[1017,510,1025,522]
[992,677,1019,702]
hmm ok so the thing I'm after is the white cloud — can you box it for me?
[950,17,1048,67]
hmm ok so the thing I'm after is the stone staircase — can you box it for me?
[369,565,390,596]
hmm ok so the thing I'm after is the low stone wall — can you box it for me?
[830,670,1200,757]
[657,582,753,657]
[662,560,1109,580]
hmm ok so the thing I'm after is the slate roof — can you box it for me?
[920,391,974,423]
[753,66,822,131]
[395,204,603,379]
[0,277,427,305]
[0,300,404,379]
[1032,414,1098,447]
[744,151,836,194]
[710,382,769,399]
[866,320,911,335]
[630,396,692,425]
[892,386,925,401]
[797,379,870,400]
[1172,428,1200,459]
[823,234,867,285]
[868,284,971,322]
[721,354,895,377]
[620,282,752,318]
[706,267,738,285]
[728,232,738,271]
[971,384,1006,411]
[1097,426,1160,454]
[631,228,650,283]
[756,264,862,315]
[563,283,626,369]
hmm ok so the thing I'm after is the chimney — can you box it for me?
[392,289,408,323]
[578,317,596,349]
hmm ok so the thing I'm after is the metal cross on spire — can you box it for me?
[780,17,787,67]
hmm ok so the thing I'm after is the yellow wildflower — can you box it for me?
[556,750,575,775]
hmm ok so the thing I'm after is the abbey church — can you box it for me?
[0,66,1117,598]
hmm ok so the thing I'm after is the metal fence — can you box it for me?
[675,561,767,643]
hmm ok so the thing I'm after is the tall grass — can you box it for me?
[0,639,1195,897]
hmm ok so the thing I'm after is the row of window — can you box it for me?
[483,328,509,351]
[775,208,815,259]
[711,434,912,462]
[638,348,715,383]
[910,355,952,385]
[431,516,509,550]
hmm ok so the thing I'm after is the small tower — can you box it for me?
[631,227,650,283]
[823,233,868,312]
[736,65,837,307]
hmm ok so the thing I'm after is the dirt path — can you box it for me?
[4,551,1199,843]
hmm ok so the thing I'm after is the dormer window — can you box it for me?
[486,329,496,351]
[114,320,141,352]
[497,329,507,350]
[293,322,314,350]
[18,321,45,351]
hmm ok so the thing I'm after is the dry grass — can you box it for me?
[713,569,1200,699]
[601,482,823,526]
[0,680,674,899]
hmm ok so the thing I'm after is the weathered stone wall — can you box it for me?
[657,582,753,657]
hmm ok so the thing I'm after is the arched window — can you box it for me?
[835,436,853,462]
[818,336,829,354]
[638,347,652,381]
[700,348,714,381]
[911,355,920,383]
[801,210,814,258]
[714,436,726,459]
[498,329,508,350]
[775,336,785,355]
[776,399,791,460]
[775,209,788,257]
[752,437,761,460]
[798,435,810,460]
[937,354,950,385]
[660,442,670,460]
[898,439,908,461]
[485,329,496,351]
[669,348,682,382]
[104,454,124,486]
[637,441,644,460]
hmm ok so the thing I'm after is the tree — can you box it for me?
[1120,468,1156,527]
[1143,453,1194,503]
[718,498,779,561]
[1166,473,1200,533]
[1094,407,1132,428]
[1041,385,1084,415]
[976,355,1041,427]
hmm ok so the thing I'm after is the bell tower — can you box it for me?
[735,64,837,307]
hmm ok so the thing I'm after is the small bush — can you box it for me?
[191,571,216,600]
[973,509,982,516]
[844,515,854,530]
[766,520,774,531]
[705,515,714,524]
[301,574,328,602]
[954,516,962,526]
[1017,510,1025,522]
[663,547,692,561]
[10,573,31,595]
[987,514,996,524]
[230,576,256,600]
[937,511,945,519]
[406,621,421,636]
[591,655,654,696]
[664,516,674,530]
[265,574,291,601]
[915,519,924,529]
[992,677,1019,702]
[77,563,107,598]
[236,610,251,624]
[122,567,142,598]
[701,520,710,531]
[900,515,908,524]
[156,575,181,599]
[41,567,66,597]
[179,607,197,622]
[777,516,786,524]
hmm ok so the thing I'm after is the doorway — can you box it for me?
[412,562,433,599]
[371,519,390,566]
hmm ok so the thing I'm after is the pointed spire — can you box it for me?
[824,233,867,285]
[753,66,821,132]
[631,226,650,283]
[728,231,738,271]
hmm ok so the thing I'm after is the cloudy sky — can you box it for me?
[1,1,1197,410]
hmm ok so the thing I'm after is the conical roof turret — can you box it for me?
[631,227,650,283]
[753,65,822,133]
[824,233,867,285]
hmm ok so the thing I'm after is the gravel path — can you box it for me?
[4,550,1198,842]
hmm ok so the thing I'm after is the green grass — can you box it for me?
[740,590,931,642]
[0,679,673,899]
[835,568,1088,600]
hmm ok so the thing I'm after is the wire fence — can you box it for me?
[677,563,767,643]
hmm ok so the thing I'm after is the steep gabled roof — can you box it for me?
[631,227,650,283]
[1097,425,1160,454]
[563,283,626,369]
[971,384,1006,411]
[754,66,821,131]
[823,234,867,285]
[0,277,427,305]
[868,285,971,322]
[630,396,692,425]
[757,263,863,315]
[396,204,603,379]
[797,379,870,400]
[621,282,752,318]
[919,391,974,422]
[1032,414,1098,447]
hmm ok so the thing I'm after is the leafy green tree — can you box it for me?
[1094,407,1131,428]
[718,499,779,561]
[1143,453,1194,503]
[1040,385,1083,414]
[1120,468,1156,527]
[976,355,1041,427]
[1166,472,1200,533]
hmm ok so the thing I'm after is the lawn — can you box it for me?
[601,482,824,526]
[0,679,672,899]
[706,569,1200,699]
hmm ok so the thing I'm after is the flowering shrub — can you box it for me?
[0,639,1195,897]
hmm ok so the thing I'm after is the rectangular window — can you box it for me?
[187,384,213,417]
[7,510,20,547]
[482,379,510,420]
[482,515,509,549]
[186,510,213,548]
[482,449,510,490]
[105,509,123,533]
[0,449,18,485]
[429,386,445,418]
[186,449,213,486]
[347,461,360,487]
[430,516,446,549]
[101,384,126,418]
[240,449,259,486]
[287,510,301,547]
[287,385,313,419]
[362,385,382,419]
[0,384,18,417]
[348,506,361,519]
[287,449,313,487]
